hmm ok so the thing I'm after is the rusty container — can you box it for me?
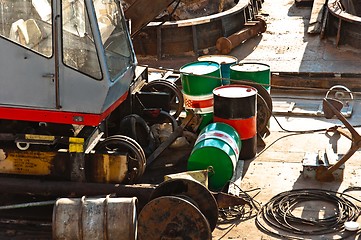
[52,196,137,240]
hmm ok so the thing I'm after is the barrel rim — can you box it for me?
[230,62,270,71]
[197,55,239,64]
[180,61,221,75]
[213,84,258,98]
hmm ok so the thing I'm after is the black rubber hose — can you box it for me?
[119,114,156,157]
[256,189,361,239]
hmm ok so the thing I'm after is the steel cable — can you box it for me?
[218,185,261,225]
[256,189,361,239]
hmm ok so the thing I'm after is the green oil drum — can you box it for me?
[187,122,241,191]
[198,55,238,85]
[180,61,222,130]
[230,62,271,92]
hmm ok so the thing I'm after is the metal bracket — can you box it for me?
[315,97,361,181]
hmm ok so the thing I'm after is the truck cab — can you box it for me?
[0,0,137,126]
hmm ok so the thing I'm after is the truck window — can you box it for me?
[62,0,102,80]
[0,0,53,57]
[93,0,133,81]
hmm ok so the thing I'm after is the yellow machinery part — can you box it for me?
[0,149,56,175]
[88,153,128,183]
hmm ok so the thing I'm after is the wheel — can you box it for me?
[141,80,184,119]
[95,135,146,183]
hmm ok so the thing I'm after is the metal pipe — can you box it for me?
[0,177,155,209]
[216,18,267,54]
[0,200,56,210]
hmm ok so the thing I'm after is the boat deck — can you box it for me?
[140,0,361,239]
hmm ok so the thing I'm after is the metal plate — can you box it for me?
[138,196,212,240]
[150,178,218,231]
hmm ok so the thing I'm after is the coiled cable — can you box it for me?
[256,188,361,239]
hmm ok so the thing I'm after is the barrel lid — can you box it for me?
[213,85,257,98]
[180,61,219,75]
[231,62,270,72]
[198,55,238,64]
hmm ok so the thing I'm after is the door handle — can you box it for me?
[42,73,55,78]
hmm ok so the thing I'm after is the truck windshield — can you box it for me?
[93,0,133,81]
[62,0,133,80]
[0,0,53,57]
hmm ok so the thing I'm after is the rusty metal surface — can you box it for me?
[327,0,361,48]
[53,196,137,240]
[316,98,361,181]
[87,153,128,183]
[150,178,218,231]
[216,18,267,54]
[133,0,254,58]
[138,196,212,240]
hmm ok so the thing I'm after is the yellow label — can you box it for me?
[69,137,84,144]
[69,137,84,152]
[25,134,55,141]
[0,151,55,175]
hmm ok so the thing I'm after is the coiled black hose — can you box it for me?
[256,189,361,239]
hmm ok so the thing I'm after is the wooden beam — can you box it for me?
[307,0,327,34]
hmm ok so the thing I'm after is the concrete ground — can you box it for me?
[233,0,361,74]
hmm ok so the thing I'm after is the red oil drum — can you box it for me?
[213,85,257,160]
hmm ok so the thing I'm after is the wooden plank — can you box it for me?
[307,0,326,34]
[271,74,361,92]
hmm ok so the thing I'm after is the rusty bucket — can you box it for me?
[52,196,137,240]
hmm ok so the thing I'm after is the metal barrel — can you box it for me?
[198,55,238,85]
[187,122,241,191]
[52,196,137,240]
[230,62,271,92]
[180,61,222,130]
[213,85,257,160]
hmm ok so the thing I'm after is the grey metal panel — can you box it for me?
[0,39,56,109]
[59,64,106,114]
[58,63,135,114]
[101,66,135,112]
